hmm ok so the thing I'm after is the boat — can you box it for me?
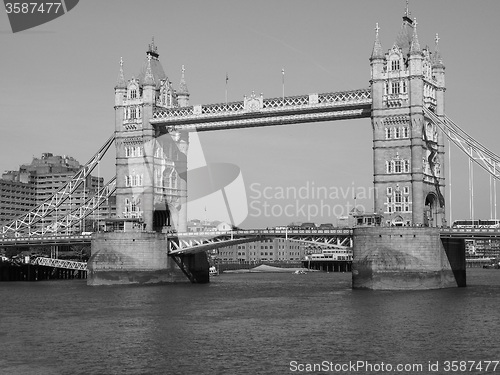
[209,266,219,276]
[294,269,307,275]
[304,247,353,261]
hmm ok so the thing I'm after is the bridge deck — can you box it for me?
[2,227,500,248]
[151,89,372,132]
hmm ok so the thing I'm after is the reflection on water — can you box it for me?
[0,269,499,374]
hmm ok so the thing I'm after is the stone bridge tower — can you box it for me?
[370,7,446,227]
[114,39,189,232]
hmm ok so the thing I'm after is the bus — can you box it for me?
[452,220,500,229]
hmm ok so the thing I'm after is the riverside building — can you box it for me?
[1,153,113,231]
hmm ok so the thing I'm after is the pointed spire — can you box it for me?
[395,2,413,55]
[370,23,384,60]
[178,64,189,94]
[432,33,445,67]
[409,17,421,55]
[144,55,155,86]
[403,0,412,23]
[115,57,127,89]
[147,36,159,59]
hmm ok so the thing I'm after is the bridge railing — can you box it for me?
[152,88,371,122]
[176,228,354,238]
[31,257,87,271]
[0,234,92,246]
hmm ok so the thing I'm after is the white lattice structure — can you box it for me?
[169,228,353,255]
[1,135,115,238]
[32,257,87,271]
[44,177,116,235]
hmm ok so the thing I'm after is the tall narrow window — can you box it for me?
[404,160,410,173]
[391,81,400,94]
[385,128,391,139]
[395,127,401,139]
[394,160,402,173]
[395,191,402,203]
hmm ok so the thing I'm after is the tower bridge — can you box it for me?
[2,4,499,289]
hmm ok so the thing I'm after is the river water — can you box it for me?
[0,268,499,375]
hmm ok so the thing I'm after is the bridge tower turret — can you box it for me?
[114,39,189,232]
[370,7,446,227]
[177,65,190,108]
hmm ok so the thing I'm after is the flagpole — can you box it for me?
[281,68,285,103]
[225,72,228,106]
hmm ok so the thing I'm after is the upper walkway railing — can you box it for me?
[151,89,372,131]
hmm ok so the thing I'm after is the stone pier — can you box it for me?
[352,227,466,290]
[87,232,209,285]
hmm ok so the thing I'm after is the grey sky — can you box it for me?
[1,0,499,227]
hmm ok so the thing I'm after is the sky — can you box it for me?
[1,0,500,228]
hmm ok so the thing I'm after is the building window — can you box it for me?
[403,160,410,173]
[385,128,391,139]
[387,187,393,195]
[403,126,409,138]
[386,161,392,174]
[391,81,400,94]
[125,173,143,187]
[402,80,407,93]
[130,89,137,99]
[395,127,401,139]
[394,160,402,173]
[403,186,409,194]
[391,60,400,71]
[395,191,402,203]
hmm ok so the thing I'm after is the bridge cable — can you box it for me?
[1,134,115,237]
[425,108,500,222]
[44,177,117,235]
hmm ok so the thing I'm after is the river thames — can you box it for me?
[0,268,499,374]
